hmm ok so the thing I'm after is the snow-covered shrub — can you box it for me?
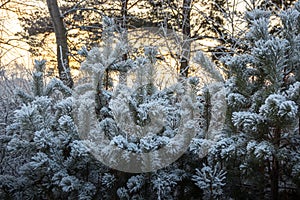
[0,59,106,199]
[74,22,203,174]
[220,3,300,198]
[69,16,215,199]
[192,164,227,200]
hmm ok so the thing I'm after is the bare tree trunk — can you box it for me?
[180,0,192,78]
[177,4,193,198]
[119,0,128,85]
[271,157,279,200]
[46,0,73,88]
[110,1,130,199]
[270,127,280,200]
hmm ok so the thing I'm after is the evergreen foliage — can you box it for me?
[217,3,300,199]
[1,2,300,199]
[0,60,105,199]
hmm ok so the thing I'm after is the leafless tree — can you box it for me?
[180,0,192,77]
[46,0,73,88]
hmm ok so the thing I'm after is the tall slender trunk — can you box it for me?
[119,0,129,85]
[110,2,130,199]
[271,127,280,200]
[46,0,73,88]
[271,157,279,200]
[180,0,192,78]
[177,3,193,198]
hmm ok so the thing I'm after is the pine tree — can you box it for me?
[74,16,208,199]
[0,59,108,199]
[216,4,300,199]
